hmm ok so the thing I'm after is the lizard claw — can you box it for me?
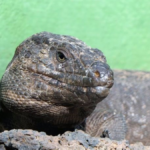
[101,129,110,138]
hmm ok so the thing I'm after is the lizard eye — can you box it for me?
[56,51,67,63]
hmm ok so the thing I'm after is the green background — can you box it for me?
[0,0,150,78]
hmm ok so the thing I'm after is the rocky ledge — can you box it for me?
[0,129,149,150]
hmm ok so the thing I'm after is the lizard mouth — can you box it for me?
[39,72,112,101]
[28,64,113,105]
[36,67,113,89]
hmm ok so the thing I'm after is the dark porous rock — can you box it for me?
[0,129,149,150]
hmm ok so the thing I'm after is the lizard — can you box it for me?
[0,32,149,149]
[0,32,124,141]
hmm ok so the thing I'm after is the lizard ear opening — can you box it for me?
[56,51,67,63]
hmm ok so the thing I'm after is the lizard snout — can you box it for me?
[85,62,114,88]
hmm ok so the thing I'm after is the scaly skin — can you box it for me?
[1,32,149,148]
[83,70,150,146]
[0,32,115,137]
[97,70,150,146]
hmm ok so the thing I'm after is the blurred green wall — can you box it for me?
[0,0,150,78]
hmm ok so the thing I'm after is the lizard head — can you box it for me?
[1,32,113,127]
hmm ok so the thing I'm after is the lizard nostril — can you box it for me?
[94,70,100,78]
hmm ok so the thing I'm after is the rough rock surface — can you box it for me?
[0,129,149,150]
